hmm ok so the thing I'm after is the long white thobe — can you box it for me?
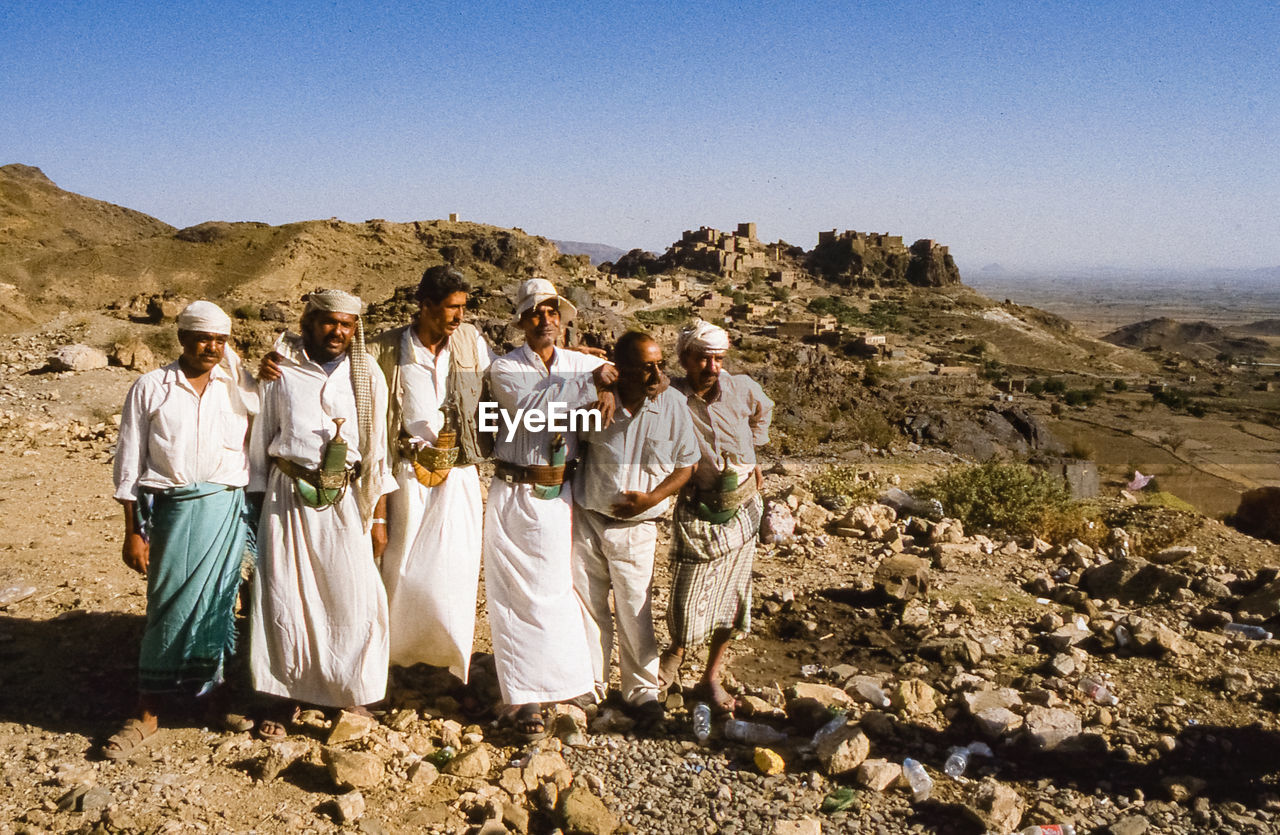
[381,326,492,680]
[483,344,602,704]
[247,350,395,707]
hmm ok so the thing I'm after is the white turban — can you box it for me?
[677,319,730,357]
[176,301,232,335]
[304,288,364,316]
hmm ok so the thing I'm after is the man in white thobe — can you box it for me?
[369,265,494,682]
[247,290,394,731]
[483,278,616,736]
[572,331,698,725]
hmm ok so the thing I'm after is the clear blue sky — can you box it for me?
[3,0,1277,271]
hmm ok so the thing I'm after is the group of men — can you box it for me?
[104,267,772,757]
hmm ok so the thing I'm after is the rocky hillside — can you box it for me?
[1103,317,1269,360]
[0,165,580,330]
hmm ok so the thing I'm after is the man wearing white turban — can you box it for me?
[247,289,395,734]
[660,319,773,717]
[105,301,259,758]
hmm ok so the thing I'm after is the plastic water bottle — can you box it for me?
[723,719,786,745]
[1078,676,1119,706]
[901,757,932,801]
[943,746,970,779]
[1018,826,1076,835]
[942,742,992,779]
[851,680,891,708]
[1114,624,1131,648]
[691,703,712,744]
[811,710,847,747]
[1224,623,1273,640]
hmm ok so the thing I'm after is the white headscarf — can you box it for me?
[677,319,730,357]
[176,301,258,416]
[177,300,232,335]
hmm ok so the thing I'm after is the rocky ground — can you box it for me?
[3,321,1280,835]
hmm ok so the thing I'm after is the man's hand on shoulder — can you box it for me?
[592,362,618,388]
[591,390,616,428]
[257,351,284,382]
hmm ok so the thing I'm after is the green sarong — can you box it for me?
[136,482,248,695]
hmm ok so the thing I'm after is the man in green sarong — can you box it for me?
[105,301,258,758]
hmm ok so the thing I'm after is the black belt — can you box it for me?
[493,460,578,486]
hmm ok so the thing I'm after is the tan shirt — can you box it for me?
[674,371,774,490]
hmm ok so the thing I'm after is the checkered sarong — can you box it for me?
[666,493,763,647]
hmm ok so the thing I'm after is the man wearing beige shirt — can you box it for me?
[660,320,773,717]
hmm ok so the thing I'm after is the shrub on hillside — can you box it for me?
[914,460,1071,536]
[809,465,878,510]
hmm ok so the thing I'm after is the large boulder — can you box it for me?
[557,784,619,835]
[1233,487,1280,543]
[874,555,930,600]
[962,779,1025,833]
[48,344,108,372]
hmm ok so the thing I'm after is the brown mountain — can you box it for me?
[0,165,571,329]
[1103,317,1268,360]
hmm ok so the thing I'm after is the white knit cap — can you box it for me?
[514,278,577,324]
[677,319,730,356]
[176,301,232,335]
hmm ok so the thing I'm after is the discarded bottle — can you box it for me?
[425,745,456,767]
[820,786,858,813]
[723,719,787,745]
[1114,624,1131,648]
[942,742,992,779]
[1017,826,1076,835]
[692,703,712,744]
[901,757,933,802]
[1224,623,1273,640]
[851,680,891,708]
[0,584,36,606]
[943,747,970,779]
[1078,676,1119,706]
[811,710,847,748]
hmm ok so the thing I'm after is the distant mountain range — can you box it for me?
[551,240,629,266]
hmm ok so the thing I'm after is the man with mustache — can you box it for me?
[247,289,394,737]
[571,331,698,728]
[483,278,616,738]
[106,301,259,758]
[660,319,773,718]
[367,265,494,687]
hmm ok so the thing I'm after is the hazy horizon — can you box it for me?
[3,1,1277,273]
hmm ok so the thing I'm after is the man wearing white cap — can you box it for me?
[659,319,773,717]
[247,289,395,734]
[105,301,259,758]
[484,277,616,737]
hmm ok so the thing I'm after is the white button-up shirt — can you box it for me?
[674,371,774,490]
[487,345,604,466]
[113,361,252,501]
[575,387,701,521]
[401,326,493,444]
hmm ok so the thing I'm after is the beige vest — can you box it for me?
[367,322,491,467]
